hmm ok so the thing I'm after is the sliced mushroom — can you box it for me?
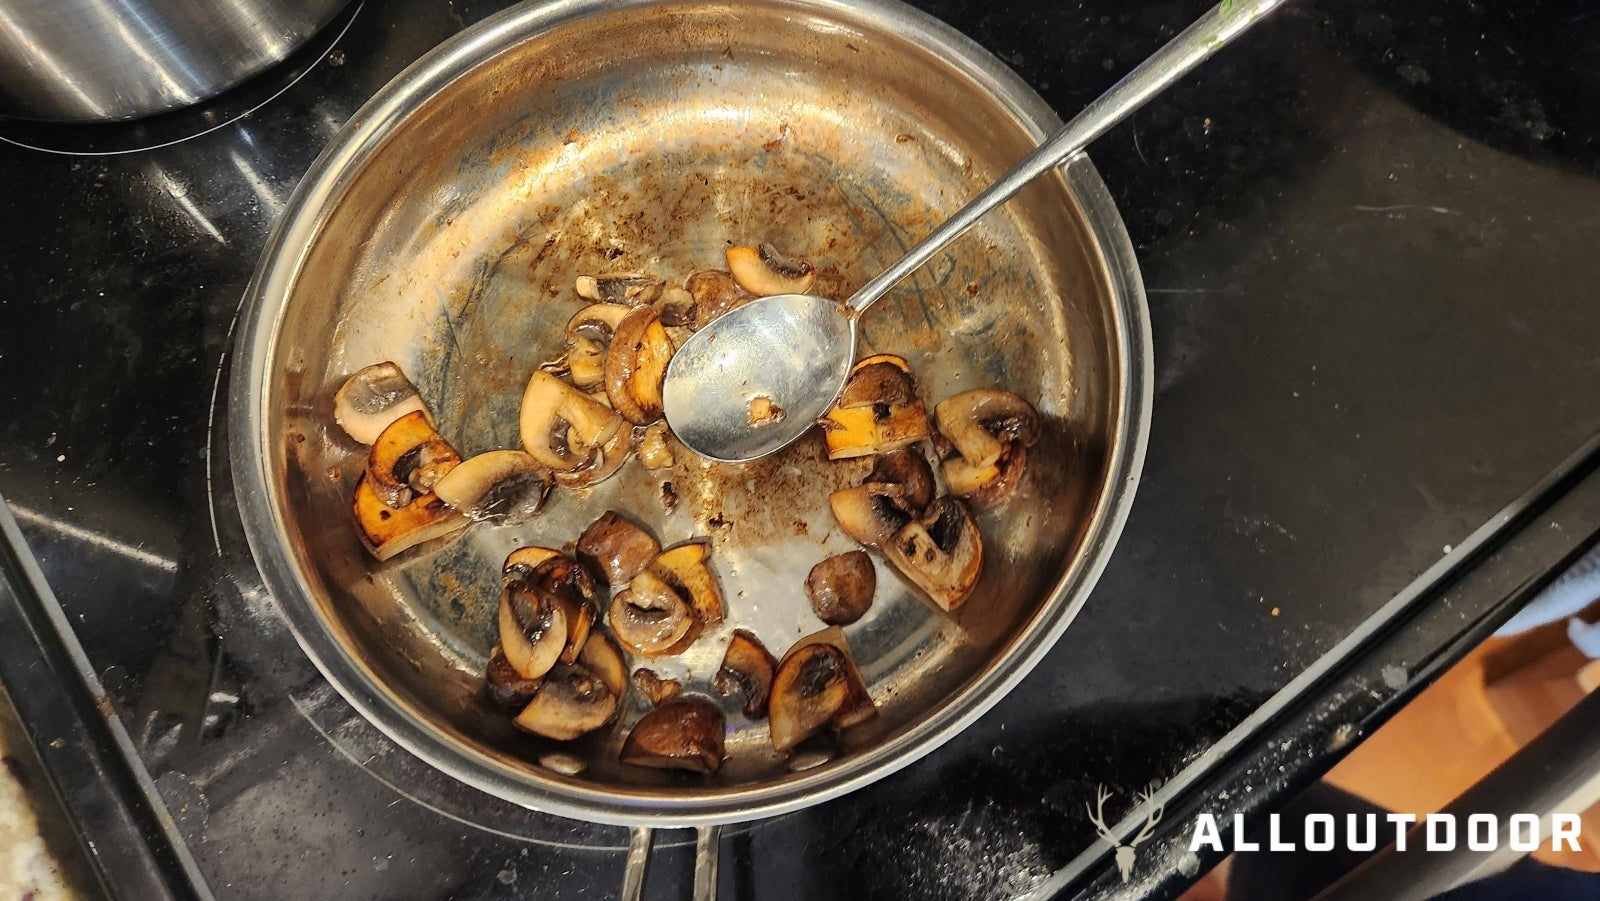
[486,645,540,710]
[432,450,551,523]
[767,623,880,753]
[564,303,631,389]
[654,284,697,327]
[608,570,695,657]
[650,542,724,625]
[632,668,683,706]
[828,482,912,548]
[619,695,726,774]
[366,410,462,508]
[715,629,778,718]
[603,304,674,424]
[820,354,930,460]
[502,546,560,581]
[498,581,568,681]
[578,632,629,697]
[575,272,664,305]
[351,476,467,561]
[577,510,660,585]
[553,420,631,489]
[685,269,749,322]
[787,627,875,734]
[519,369,625,473]
[881,497,984,612]
[805,551,877,625]
[513,662,618,741]
[933,389,1041,471]
[867,448,936,515]
[521,553,602,664]
[637,421,674,470]
[726,242,815,296]
[334,362,432,446]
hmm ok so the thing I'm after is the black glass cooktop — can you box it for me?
[5,0,1600,898]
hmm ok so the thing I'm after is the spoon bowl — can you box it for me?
[662,292,857,463]
[662,0,1284,462]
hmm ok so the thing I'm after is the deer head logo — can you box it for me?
[1086,785,1165,883]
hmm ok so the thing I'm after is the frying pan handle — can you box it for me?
[619,825,722,901]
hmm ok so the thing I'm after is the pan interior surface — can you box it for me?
[237,0,1147,824]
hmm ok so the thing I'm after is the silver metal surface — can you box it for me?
[0,0,349,121]
[621,827,652,901]
[693,825,721,901]
[230,0,1153,826]
[663,0,1284,464]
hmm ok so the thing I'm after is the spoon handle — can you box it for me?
[844,0,1288,314]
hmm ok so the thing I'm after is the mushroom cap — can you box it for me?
[685,269,749,322]
[649,542,724,626]
[631,667,684,706]
[576,273,664,305]
[366,410,461,509]
[715,629,778,719]
[726,243,816,296]
[932,388,1040,471]
[577,510,661,586]
[603,304,674,425]
[432,449,551,522]
[608,570,696,657]
[821,355,930,460]
[519,370,625,472]
[805,551,877,625]
[498,582,568,681]
[485,645,540,710]
[882,497,984,613]
[333,361,431,446]
[577,632,629,698]
[512,662,618,741]
[828,483,913,548]
[619,695,727,774]
[768,641,853,752]
[867,448,936,515]
[351,475,466,561]
[564,303,631,388]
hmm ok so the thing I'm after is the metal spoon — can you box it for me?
[662,0,1286,463]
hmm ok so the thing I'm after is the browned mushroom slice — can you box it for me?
[726,243,815,296]
[685,269,749,322]
[820,355,930,460]
[553,421,631,490]
[881,497,984,612]
[619,695,726,774]
[805,551,877,625]
[518,370,625,474]
[715,629,778,718]
[649,542,724,625]
[603,304,674,424]
[564,303,631,389]
[502,546,561,581]
[632,668,684,706]
[654,285,697,327]
[351,476,467,561]
[513,662,618,741]
[577,511,660,586]
[498,581,568,681]
[608,570,695,657]
[486,645,540,710]
[432,450,551,523]
[334,361,432,446]
[769,641,852,752]
[867,448,936,515]
[575,272,664,305]
[790,627,875,730]
[637,421,674,470]
[521,553,603,664]
[828,482,913,548]
[577,631,628,697]
[932,389,1040,507]
[366,410,462,508]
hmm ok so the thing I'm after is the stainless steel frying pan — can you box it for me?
[230,0,1150,849]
